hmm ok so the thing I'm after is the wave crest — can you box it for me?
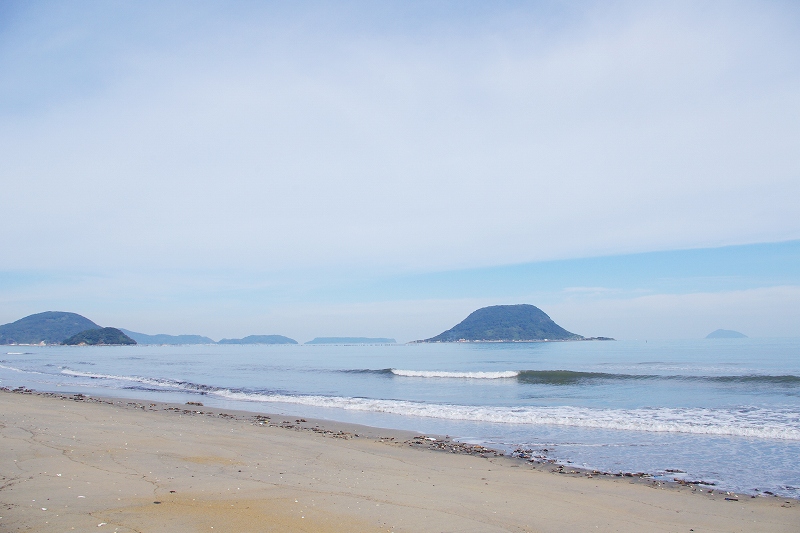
[391,369,519,379]
[58,368,800,441]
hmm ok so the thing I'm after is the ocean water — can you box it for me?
[1,339,799,498]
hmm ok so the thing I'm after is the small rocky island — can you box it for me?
[62,327,137,346]
[706,329,748,339]
[417,304,611,343]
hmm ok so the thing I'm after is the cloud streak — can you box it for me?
[2,1,799,272]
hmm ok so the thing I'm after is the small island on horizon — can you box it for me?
[305,337,397,345]
[706,329,748,339]
[218,335,298,345]
[415,304,613,343]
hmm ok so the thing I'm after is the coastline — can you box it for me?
[2,388,798,532]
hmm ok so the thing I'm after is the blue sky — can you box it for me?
[1,1,799,341]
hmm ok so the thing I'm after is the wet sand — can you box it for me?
[1,389,798,532]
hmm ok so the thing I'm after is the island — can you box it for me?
[62,327,137,346]
[706,329,748,339]
[120,329,216,345]
[0,311,101,345]
[217,335,298,345]
[416,304,599,342]
[305,337,397,345]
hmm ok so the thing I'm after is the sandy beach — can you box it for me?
[1,389,797,532]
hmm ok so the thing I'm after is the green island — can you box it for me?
[0,311,100,345]
[62,327,137,346]
[417,304,612,342]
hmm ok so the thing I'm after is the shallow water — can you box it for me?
[2,339,799,497]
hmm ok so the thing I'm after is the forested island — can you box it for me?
[0,311,101,345]
[416,304,611,343]
[62,327,137,346]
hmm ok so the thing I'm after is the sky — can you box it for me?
[1,1,799,342]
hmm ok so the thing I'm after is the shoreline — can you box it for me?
[4,386,797,500]
[2,387,798,532]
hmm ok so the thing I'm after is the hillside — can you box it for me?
[217,335,298,345]
[121,330,215,345]
[305,337,396,345]
[0,311,100,345]
[62,328,137,346]
[419,304,583,342]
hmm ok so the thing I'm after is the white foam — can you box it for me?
[61,369,177,388]
[214,390,800,441]
[0,364,41,374]
[57,369,800,441]
[391,369,519,379]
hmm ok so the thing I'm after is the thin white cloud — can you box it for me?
[1,2,799,273]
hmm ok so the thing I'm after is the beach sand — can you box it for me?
[1,389,797,532]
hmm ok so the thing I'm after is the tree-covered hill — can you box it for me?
[420,304,583,342]
[62,328,137,346]
[0,311,100,345]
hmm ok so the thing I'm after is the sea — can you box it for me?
[2,338,799,498]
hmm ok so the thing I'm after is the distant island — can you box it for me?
[63,327,136,346]
[121,329,216,345]
[706,329,748,339]
[416,304,611,342]
[0,312,298,346]
[0,311,101,345]
[305,337,397,345]
[218,335,298,345]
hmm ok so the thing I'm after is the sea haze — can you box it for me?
[1,339,799,498]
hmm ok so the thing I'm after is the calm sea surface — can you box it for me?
[2,339,799,497]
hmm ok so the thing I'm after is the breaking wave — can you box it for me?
[60,368,800,441]
[384,369,800,385]
[391,369,519,379]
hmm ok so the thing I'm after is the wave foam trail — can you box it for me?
[59,369,800,441]
[0,364,41,374]
[218,391,800,441]
[61,369,220,392]
[391,369,519,379]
